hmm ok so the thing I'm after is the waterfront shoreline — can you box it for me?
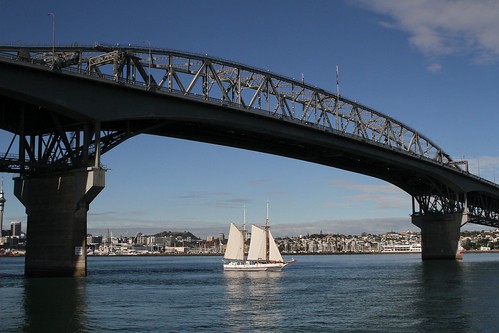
[2,250,499,258]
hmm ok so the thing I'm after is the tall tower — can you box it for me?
[0,177,6,241]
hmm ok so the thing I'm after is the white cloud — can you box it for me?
[327,179,410,210]
[426,63,442,73]
[272,217,415,237]
[356,0,499,64]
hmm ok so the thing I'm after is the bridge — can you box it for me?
[1,44,499,277]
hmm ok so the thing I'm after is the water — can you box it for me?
[1,254,499,332]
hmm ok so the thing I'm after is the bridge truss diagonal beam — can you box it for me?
[0,106,143,173]
[1,44,499,228]
[0,44,457,167]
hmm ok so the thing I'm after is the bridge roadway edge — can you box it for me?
[1,58,493,197]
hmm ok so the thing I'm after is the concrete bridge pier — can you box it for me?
[412,213,467,260]
[14,168,105,277]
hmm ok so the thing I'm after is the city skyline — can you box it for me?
[1,0,499,238]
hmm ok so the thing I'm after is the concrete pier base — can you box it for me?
[412,213,466,260]
[15,168,105,277]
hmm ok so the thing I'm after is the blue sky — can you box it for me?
[1,0,499,237]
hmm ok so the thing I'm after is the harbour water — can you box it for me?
[1,254,499,332]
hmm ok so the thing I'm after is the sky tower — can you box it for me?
[0,177,5,242]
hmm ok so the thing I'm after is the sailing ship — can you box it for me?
[223,204,295,271]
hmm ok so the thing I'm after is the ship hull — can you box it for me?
[223,259,295,271]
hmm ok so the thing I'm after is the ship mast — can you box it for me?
[265,201,270,261]
[242,205,247,260]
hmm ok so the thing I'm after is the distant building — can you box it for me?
[11,221,21,237]
[87,235,103,245]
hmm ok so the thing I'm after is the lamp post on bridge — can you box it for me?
[48,13,55,69]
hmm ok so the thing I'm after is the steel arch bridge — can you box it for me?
[1,44,499,228]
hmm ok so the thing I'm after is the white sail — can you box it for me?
[247,225,266,261]
[223,204,295,271]
[224,222,244,260]
[268,230,283,262]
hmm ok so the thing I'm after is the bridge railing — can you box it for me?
[62,65,457,167]
[0,45,462,173]
[4,45,499,227]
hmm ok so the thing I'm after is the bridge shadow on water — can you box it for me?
[22,277,87,333]
[412,258,499,333]
[410,261,471,332]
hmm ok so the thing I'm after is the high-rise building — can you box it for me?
[11,221,21,237]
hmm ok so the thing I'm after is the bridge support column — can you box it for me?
[412,213,466,260]
[14,168,105,277]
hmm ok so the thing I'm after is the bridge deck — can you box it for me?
[1,45,499,228]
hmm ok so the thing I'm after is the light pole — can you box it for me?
[143,40,151,88]
[48,13,55,68]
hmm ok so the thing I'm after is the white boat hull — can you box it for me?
[223,259,295,272]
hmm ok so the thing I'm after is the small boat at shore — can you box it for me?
[223,204,295,271]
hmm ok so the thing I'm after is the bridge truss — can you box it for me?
[1,44,498,227]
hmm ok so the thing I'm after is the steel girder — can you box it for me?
[0,44,455,166]
[412,191,499,228]
[0,111,137,173]
[1,44,499,227]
